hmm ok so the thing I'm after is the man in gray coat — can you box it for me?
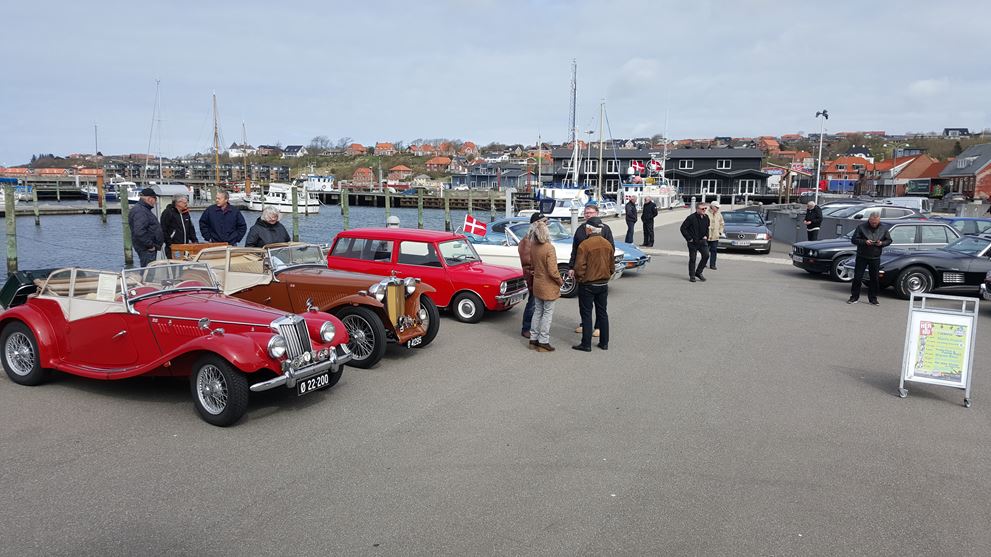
[129,188,164,267]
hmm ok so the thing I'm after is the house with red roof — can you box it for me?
[425,156,452,172]
[347,143,368,156]
[758,137,781,155]
[459,141,478,156]
[351,167,375,188]
[375,143,396,156]
[823,156,876,193]
[388,164,413,180]
[780,133,803,142]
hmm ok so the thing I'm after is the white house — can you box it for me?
[281,145,308,158]
[227,142,256,158]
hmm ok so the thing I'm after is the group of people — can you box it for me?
[518,202,614,353]
[128,188,292,266]
[624,195,659,247]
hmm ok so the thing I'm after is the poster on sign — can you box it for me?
[899,293,977,407]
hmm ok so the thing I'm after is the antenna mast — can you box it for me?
[568,59,577,144]
[213,93,220,200]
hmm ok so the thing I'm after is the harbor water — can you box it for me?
[0,204,482,272]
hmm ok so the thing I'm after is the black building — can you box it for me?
[664,148,769,198]
[549,147,663,196]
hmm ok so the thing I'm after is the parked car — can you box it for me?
[931,217,991,236]
[465,218,625,297]
[717,211,773,253]
[882,196,932,214]
[843,233,991,298]
[326,228,527,323]
[829,204,926,220]
[791,220,960,281]
[191,243,439,369]
[0,263,350,426]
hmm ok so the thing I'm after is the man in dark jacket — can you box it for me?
[199,190,247,245]
[568,202,615,339]
[572,217,614,352]
[624,196,638,243]
[128,188,164,267]
[641,196,658,247]
[680,202,710,282]
[245,206,292,247]
[848,212,892,306]
[804,201,823,241]
[160,194,198,257]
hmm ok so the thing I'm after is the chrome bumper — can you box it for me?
[250,345,352,392]
[496,289,528,306]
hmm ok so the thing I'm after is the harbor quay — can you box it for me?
[1,212,989,555]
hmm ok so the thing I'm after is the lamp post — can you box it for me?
[814,109,829,205]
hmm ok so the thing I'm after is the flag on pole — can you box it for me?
[630,160,645,173]
[648,160,663,172]
[463,214,487,236]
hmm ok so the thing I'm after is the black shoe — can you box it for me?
[571,344,592,352]
[709,265,717,270]
[847,297,859,304]
[869,300,880,306]
[695,274,706,282]
[596,343,608,350]
[689,276,696,283]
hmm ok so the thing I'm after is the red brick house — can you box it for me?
[425,156,452,172]
[388,164,413,180]
[758,137,781,155]
[939,144,991,199]
[346,143,368,156]
[459,141,478,156]
[375,143,396,156]
[351,167,375,188]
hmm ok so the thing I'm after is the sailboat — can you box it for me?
[139,81,191,203]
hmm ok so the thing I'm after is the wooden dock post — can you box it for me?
[489,190,496,222]
[32,186,40,226]
[342,188,350,230]
[444,191,451,231]
[417,189,424,229]
[291,184,300,242]
[384,187,391,220]
[4,180,17,274]
[97,174,107,223]
[120,189,133,266]
[467,190,473,215]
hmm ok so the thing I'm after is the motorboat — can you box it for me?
[301,174,337,193]
[245,182,320,214]
[82,183,120,202]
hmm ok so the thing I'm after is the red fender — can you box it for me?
[0,306,61,369]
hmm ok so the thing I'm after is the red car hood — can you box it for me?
[138,291,289,326]
[456,261,524,281]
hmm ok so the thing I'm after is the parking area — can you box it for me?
[2,215,991,555]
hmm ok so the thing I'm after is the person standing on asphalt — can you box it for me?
[680,202,710,282]
[641,196,658,247]
[518,212,546,339]
[568,202,614,339]
[707,201,725,270]
[199,189,247,245]
[573,217,613,352]
[804,200,823,241]
[624,196,638,243]
[528,220,564,352]
[848,211,892,306]
[128,188,164,267]
[160,194,198,258]
[245,206,291,247]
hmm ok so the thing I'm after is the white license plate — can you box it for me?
[792,254,803,262]
[297,373,330,396]
[406,336,423,348]
[732,240,751,246]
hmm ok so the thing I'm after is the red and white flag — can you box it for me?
[464,214,487,236]
[649,159,663,172]
[630,160,645,173]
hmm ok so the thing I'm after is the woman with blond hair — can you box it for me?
[528,220,564,352]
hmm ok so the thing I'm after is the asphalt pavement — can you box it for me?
[2,211,990,556]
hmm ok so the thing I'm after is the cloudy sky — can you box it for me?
[2,0,988,165]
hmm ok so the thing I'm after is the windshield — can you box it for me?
[122,263,219,300]
[833,205,882,218]
[944,236,991,256]
[268,244,325,269]
[439,239,481,265]
[723,212,764,225]
[509,221,572,242]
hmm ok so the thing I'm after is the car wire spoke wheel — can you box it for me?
[5,332,35,377]
[342,315,375,360]
[196,364,229,415]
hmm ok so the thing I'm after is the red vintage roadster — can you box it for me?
[0,263,351,426]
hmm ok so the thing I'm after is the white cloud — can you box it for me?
[908,78,950,98]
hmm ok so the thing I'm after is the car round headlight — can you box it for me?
[320,321,336,343]
[500,281,508,294]
[809,249,818,257]
[267,335,288,359]
[368,282,385,302]
[404,277,417,295]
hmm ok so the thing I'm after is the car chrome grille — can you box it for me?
[505,277,526,293]
[274,315,312,357]
[942,272,965,284]
[733,233,757,240]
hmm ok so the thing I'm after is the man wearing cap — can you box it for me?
[624,195,638,243]
[128,188,164,267]
[199,189,247,246]
[572,217,613,352]
[518,212,546,338]
[680,202,710,282]
[706,201,725,270]
[804,200,823,241]
[568,202,614,338]
[641,196,658,247]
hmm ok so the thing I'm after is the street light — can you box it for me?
[814,109,829,205]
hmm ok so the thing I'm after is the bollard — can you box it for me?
[5,180,17,274]
[417,189,424,229]
[467,189,473,215]
[690,196,696,212]
[444,190,451,231]
[489,190,496,222]
[384,187,391,220]
[291,184,300,242]
[120,185,133,266]
[341,187,350,230]
[32,185,40,226]
[505,188,514,219]
[97,174,107,223]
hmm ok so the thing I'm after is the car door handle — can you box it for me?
[112,330,127,340]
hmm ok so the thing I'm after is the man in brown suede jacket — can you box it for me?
[573,217,614,352]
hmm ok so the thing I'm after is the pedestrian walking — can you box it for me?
[199,189,247,245]
[245,206,291,247]
[129,188,164,267]
[568,202,614,338]
[641,196,658,247]
[707,201,725,270]
[160,194,198,258]
[528,220,563,352]
[624,196,638,243]
[572,217,613,352]
[848,212,892,306]
[680,202,710,282]
[518,212,547,338]
[804,200,823,241]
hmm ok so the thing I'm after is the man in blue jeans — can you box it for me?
[518,212,546,337]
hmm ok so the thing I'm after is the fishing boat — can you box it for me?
[301,174,337,193]
[82,183,121,202]
[245,183,320,214]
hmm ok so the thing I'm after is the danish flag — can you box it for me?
[464,214,487,236]
[648,159,663,172]
[630,160,645,173]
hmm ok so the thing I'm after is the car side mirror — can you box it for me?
[854,214,863,220]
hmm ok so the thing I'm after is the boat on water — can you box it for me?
[127,182,192,204]
[245,183,320,214]
[620,179,683,209]
[536,186,590,219]
[301,174,337,193]
[82,183,121,202]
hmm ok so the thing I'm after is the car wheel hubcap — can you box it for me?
[459,300,476,318]
[342,315,375,360]
[5,333,35,377]
[196,365,228,415]
[836,260,854,281]
[561,273,574,293]
[907,275,927,291]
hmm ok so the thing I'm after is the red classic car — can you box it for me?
[0,263,350,427]
[327,228,528,323]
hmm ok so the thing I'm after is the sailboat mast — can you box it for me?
[212,93,220,200]
[242,121,251,196]
[144,80,160,183]
[597,100,604,202]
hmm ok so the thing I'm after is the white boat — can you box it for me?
[620,180,683,210]
[245,183,320,214]
[82,183,120,202]
[301,174,337,193]
[536,187,589,219]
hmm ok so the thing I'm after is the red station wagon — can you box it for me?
[327,228,528,323]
